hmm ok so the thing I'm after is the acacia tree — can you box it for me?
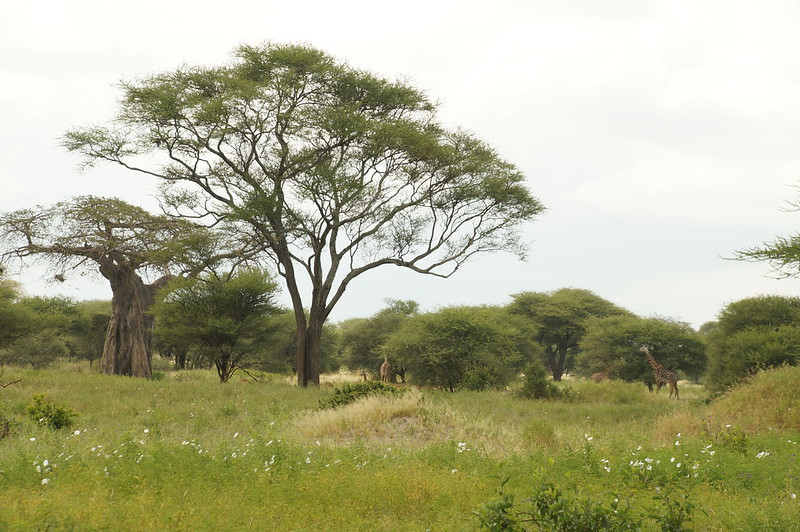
[63,43,544,386]
[577,314,706,389]
[0,196,221,378]
[151,269,281,382]
[508,288,630,381]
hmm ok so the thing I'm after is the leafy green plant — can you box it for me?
[478,480,639,531]
[704,424,750,454]
[649,490,700,532]
[26,393,77,430]
[474,478,523,531]
[517,363,567,400]
[318,381,406,410]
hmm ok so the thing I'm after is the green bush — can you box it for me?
[26,393,77,430]
[476,480,698,532]
[318,381,405,410]
[517,363,567,400]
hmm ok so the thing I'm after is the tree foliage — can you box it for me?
[734,191,800,278]
[151,269,281,382]
[0,279,35,348]
[383,306,527,391]
[69,300,112,365]
[704,295,800,392]
[338,299,418,377]
[508,288,630,381]
[577,315,705,390]
[63,43,544,386]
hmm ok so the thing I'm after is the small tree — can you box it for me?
[64,43,544,386]
[69,300,112,366]
[151,269,281,382]
[0,278,35,348]
[384,306,526,391]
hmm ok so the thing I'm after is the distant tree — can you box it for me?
[577,315,706,390]
[704,295,800,392]
[0,278,35,348]
[64,43,544,386]
[1,331,67,369]
[1,295,80,369]
[508,288,631,381]
[69,300,112,366]
[0,196,234,378]
[339,299,418,378]
[383,306,526,391]
[151,269,281,382]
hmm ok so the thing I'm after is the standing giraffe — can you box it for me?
[639,346,679,399]
[380,356,392,383]
[590,365,614,383]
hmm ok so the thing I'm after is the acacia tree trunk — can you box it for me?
[99,263,171,379]
[294,311,323,387]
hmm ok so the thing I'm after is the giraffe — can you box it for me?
[380,356,392,383]
[639,346,679,399]
[590,365,614,383]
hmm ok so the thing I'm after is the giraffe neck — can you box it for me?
[644,352,662,371]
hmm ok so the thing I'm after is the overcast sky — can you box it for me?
[3,0,800,328]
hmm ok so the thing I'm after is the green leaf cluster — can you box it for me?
[383,306,527,391]
[704,295,800,392]
[577,315,705,387]
[151,269,281,382]
[318,381,405,410]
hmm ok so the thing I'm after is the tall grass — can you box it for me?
[1,363,798,531]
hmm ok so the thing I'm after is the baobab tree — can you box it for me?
[0,196,225,378]
[62,43,544,386]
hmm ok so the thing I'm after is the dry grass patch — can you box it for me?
[295,390,455,446]
[295,389,535,457]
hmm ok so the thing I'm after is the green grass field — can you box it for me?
[1,363,798,531]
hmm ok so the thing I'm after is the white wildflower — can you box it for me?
[41,478,50,485]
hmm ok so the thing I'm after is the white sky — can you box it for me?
[2,0,800,329]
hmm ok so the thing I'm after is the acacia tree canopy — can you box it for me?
[0,196,224,378]
[577,315,706,388]
[63,43,544,386]
[508,288,630,381]
[151,269,281,382]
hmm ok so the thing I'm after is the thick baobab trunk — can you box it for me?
[99,263,170,378]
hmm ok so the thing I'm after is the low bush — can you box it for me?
[476,480,698,531]
[517,364,568,400]
[318,381,406,410]
[26,394,77,430]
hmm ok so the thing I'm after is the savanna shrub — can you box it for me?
[517,363,567,400]
[477,480,639,531]
[319,381,406,410]
[476,480,698,532]
[26,393,77,430]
